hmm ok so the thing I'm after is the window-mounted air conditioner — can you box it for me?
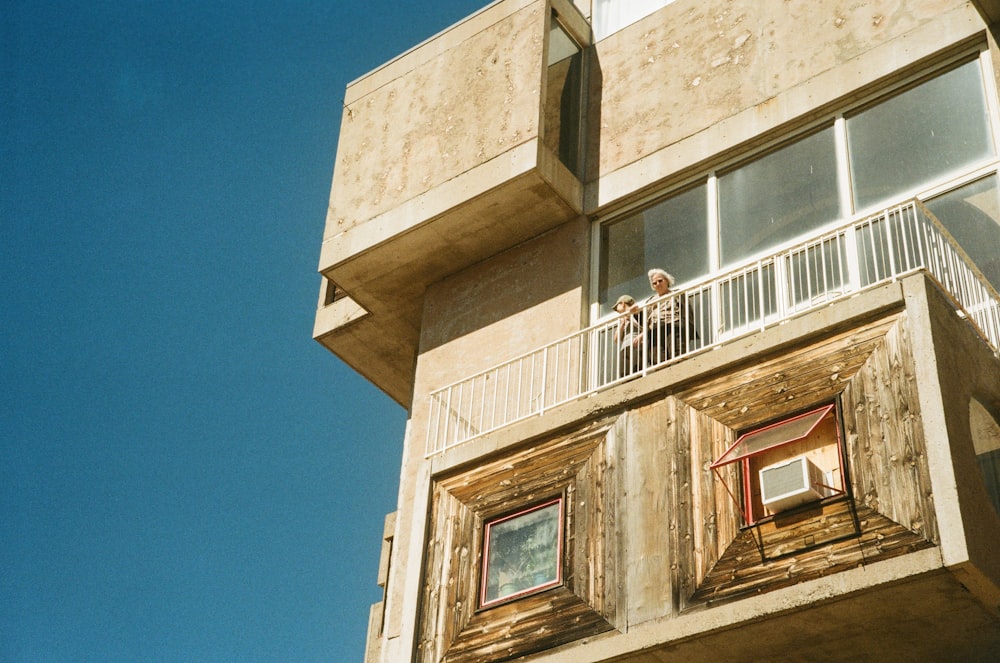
[759,455,827,514]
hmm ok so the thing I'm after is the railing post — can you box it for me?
[539,345,548,416]
[756,260,766,332]
[845,226,861,295]
[885,206,899,278]
[426,394,437,457]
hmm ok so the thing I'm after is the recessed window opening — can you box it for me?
[545,17,585,178]
[480,497,563,609]
[321,278,347,306]
[711,403,847,526]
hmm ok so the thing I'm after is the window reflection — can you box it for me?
[925,175,1000,291]
[848,60,995,211]
[481,499,562,607]
[719,126,841,266]
[598,184,708,314]
[970,398,1000,520]
[597,58,999,321]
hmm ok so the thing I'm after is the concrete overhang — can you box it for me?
[598,563,1000,662]
[313,0,589,407]
[314,151,581,406]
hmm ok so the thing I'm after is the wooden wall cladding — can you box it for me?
[416,418,620,662]
[672,311,937,608]
[841,317,937,540]
[417,310,940,656]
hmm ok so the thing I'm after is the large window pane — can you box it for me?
[848,60,995,211]
[925,174,1000,291]
[719,126,841,266]
[598,184,708,314]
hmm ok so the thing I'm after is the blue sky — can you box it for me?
[2,1,487,660]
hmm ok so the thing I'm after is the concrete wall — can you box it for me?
[398,275,1000,661]
[324,0,545,240]
[589,0,978,207]
[414,216,590,393]
[910,276,1000,607]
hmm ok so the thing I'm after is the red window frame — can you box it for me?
[710,403,846,525]
[480,497,564,609]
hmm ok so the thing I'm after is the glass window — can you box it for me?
[481,499,562,608]
[545,21,584,178]
[925,175,1000,291]
[595,59,999,322]
[719,126,842,266]
[598,183,708,315]
[848,59,996,211]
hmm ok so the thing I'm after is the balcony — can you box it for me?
[426,200,1000,456]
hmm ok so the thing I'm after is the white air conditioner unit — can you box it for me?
[759,455,827,514]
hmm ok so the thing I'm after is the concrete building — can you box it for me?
[314,1,1000,660]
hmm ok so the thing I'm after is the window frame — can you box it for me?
[479,496,565,609]
[710,403,848,526]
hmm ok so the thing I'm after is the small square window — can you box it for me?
[711,403,847,525]
[480,498,563,608]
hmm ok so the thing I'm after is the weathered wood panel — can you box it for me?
[675,311,938,608]
[623,399,679,625]
[680,315,901,431]
[691,501,933,604]
[688,403,739,591]
[419,418,620,662]
[419,310,942,656]
[445,589,612,662]
[842,313,937,543]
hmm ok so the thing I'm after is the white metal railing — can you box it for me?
[425,200,1000,456]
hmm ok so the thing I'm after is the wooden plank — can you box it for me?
[679,314,900,430]
[443,589,613,662]
[691,502,933,604]
[625,399,676,625]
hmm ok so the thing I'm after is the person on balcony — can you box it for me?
[637,268,684,365]
[613,294,641,376]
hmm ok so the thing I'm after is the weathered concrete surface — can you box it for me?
[590,0,979,207]
[378,217,590,661]
[327,0,544,234]
[415,215,589,391]
[315,0,985,404]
